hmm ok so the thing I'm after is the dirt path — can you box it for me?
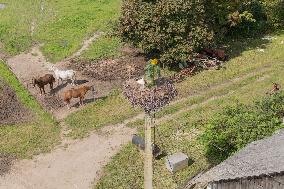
[0,124,136,189]
[172,64,273,106]
[156,73,272,126]
[69,32,104,59]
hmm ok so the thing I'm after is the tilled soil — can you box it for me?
[41,94,65,111]
[0,80,32,125]
[0,153,16,176]
[70,55,146,82]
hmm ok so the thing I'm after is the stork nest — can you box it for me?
[123,78,178,114]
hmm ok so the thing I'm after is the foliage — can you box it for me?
[228,0,269,36]
[119,0,283,65]
[145,58,161,86]
[210,0,283,38]
[202,92,284,162]
[262,0,284,28]
[119,0,213,66]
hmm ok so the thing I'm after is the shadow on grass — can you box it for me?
[218,33,273,60]
[166,33,274,74]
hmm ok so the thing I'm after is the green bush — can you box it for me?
[262,0,284,28]
[236,1,282,35]
[229,1,268,36]
[119,0,283,65]
[209,0,283,38]
[119,0,214,66]
[202,92,284,162]
[226,0,284,36]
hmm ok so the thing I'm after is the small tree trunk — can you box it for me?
[144,113,153,189]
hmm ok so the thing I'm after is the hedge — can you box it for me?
[201,92,284,162]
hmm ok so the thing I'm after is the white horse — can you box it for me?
[49,65,76,86]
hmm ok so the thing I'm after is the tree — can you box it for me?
[119,0,214,66]
[119,0,283,67]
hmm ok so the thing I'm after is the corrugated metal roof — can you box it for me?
[188,128,284,187]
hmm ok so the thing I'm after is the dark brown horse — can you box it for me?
[33,74,55,95]
[63,85,95,109]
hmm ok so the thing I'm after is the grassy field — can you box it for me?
[0,0,121,62]
[0,62,61,159]
[94,32,284,188]
[81,36,122,61]
[65,91,140,138]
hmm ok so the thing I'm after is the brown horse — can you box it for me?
[33,74,55,95]
[63,85,95,109]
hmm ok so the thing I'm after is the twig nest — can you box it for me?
[123,78,178,114]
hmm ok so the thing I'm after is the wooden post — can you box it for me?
[144,113,153,189]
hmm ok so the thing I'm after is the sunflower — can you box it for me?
[151,58,158,65]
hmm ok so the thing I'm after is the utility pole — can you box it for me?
[123,58,177,189]
[144,113,153,189]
